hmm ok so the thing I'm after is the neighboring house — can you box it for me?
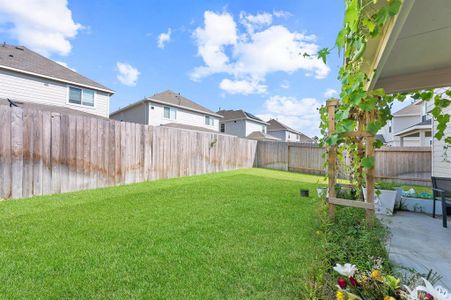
[427,90,451,178]
[110,90,222,132]
[266,119,313,143]
[216,109,279,141]
[0,44,114,118]
[377,100,432,147]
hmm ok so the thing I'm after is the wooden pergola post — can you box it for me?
[325,99,375,224]
[326,99,338,218]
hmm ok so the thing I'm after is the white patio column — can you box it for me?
[419,130,425,146]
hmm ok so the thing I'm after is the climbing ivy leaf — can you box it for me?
[345,0,360,31]
[326,134,339,146]
[362,156,375,169]
[317,48,330,64]
[366,121,381,135]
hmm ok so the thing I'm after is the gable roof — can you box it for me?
[0,44,114,94]
[246,131,280,141]
[267,119,300,133]
[393,102,422,116]
[216,109,268,125]
[110,90,222,118]
[267,119,313,142]
[148,90,221,117]
[161,122,219,133]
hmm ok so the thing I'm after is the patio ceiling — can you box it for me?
[364,0,451,93]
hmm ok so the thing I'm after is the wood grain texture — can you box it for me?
[1,106,257,199]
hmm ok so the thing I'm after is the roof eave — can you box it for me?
[0,64,115,95]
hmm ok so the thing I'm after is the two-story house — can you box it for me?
[0,44,114,118]
[378,100,432,147]
[217,109,279,141]
[266,119,313,143]
[110,90,222,132]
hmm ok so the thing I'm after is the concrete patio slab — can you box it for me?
[379,212,451,289]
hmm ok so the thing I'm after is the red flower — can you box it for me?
[425,293,434,300]
[349,276,358,287]
[337,277,347,289]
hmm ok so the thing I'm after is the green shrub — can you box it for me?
[312,206,392,298]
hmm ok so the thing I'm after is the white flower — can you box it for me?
[333,263,357,277]
[404,278,451,300]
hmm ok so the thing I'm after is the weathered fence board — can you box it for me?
[255,141,432,186]
[0,106,257,199]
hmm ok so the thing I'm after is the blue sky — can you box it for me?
[1,1,351,136]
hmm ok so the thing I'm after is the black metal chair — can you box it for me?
[432,176,451,228]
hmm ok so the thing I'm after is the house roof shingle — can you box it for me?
[246,131,280,141]
[216,109,268,125]
[0,44,113,93]
[147,90,221,117]
[161,122,220,133]
[393,102,421,116]
[267,119,313,142]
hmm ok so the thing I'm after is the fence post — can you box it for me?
[326,99,338,218]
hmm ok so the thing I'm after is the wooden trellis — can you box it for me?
[326,99,375,223]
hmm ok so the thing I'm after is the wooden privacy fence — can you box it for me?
[255,141,432,186]
[0,106,257,199]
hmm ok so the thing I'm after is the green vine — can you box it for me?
[317,0,451,189]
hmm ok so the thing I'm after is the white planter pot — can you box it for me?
[317,187,327,198]
[397,196,443,215]
[363,187,401,216]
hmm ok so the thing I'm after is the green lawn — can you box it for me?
[0,168,327,299]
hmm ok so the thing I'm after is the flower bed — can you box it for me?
[333,262,451,299]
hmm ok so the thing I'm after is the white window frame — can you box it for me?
[163,106,177,120]
[66,85,96,109]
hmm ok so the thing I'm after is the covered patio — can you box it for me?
[380,212,451,289]
[363,0,451,287]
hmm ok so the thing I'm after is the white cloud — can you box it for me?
[324,88,338,98]
[0,0,83,56]
[273,10,292,18]
[280,80,290,89]
[219,78,267,95]
[257,95,322,137]
[191,10,330,95]
[240,12,272,33]
[191,11,237,81]
[116,62,140,86]
[157,28,172,49]
[55,60,76,72]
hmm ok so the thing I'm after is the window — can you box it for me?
[163,106,176,120]
[288,133,291,139]
[205,115,214,126]
[261,126,265,133]
[220,123,225,132]
[82,89,94,107]
[69,87,82,105]
[68,86,95,107]
[389,126,392,133]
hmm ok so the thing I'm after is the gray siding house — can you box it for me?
[378,101,432,147]
[0,44,114,118]
[267,119,313,143]
[110,90,222,132]
[217,109,279,141]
